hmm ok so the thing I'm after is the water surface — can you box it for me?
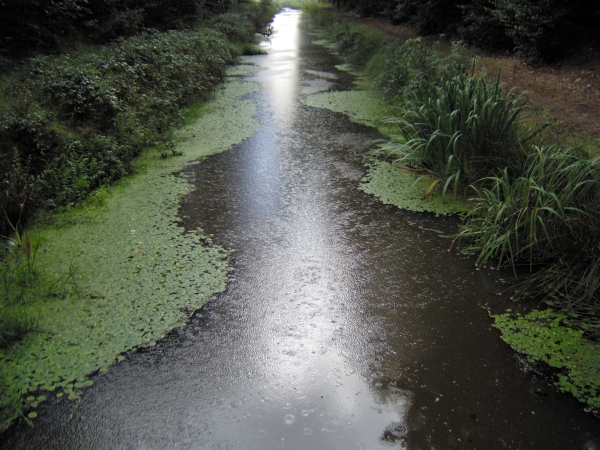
[3,9,599,450]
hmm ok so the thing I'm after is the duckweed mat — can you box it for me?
[0,68,262,421]
[360,161,471,216]
[493,309,600,411]
[301,89,387,130]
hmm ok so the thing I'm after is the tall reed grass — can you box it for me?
[374,69,527,195]
[455,146,600,332]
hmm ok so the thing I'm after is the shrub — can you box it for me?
[208,13,256,44]
[491,0,570,62]
[1,4,261,228]
[393,0,465,35]
[372,38,463,102]
[39,135,132,207]
[325,21,387,68]
[39,65,120,127]
[0,0,86,57]
[458,0,512,52]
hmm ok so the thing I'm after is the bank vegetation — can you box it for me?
[1,0,276,431]
[304,3,600,415]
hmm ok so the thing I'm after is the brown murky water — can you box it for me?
[3,9,599,450]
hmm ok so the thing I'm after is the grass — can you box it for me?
[455,146,600,330]
[372,69,527,200]
[0,219,78,348]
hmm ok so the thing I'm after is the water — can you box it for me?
[3,9,599,449]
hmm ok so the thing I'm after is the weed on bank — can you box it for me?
[305,5,600,414]
[0,1,276,432]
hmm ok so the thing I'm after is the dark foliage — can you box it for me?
[0,1,275,236]
[331,0,600,63]
[0,0,256,59]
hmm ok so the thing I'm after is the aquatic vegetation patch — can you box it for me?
[301,90,387,131]
[375,69,527,187]
[0,70,262,431]
[360,161,470,216]
[493,309,600,412]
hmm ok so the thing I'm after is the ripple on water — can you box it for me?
[382,422,409,443]
[323,421,339,433]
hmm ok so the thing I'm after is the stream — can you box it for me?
[3,9,600,449]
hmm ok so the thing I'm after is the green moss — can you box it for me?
[360,160,470,216]
[493,309,600,411]
[0,68,261,429]
[301,89,387,131]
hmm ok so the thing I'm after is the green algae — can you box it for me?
[360,160,471,216]
[301,84,469,216]
[301,90,387,130]
[226,63,262,78]
[493,309,600,412]
[0,67,262,424]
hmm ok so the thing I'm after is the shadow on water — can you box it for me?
[3,9,600,450]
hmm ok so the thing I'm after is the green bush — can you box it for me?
[0,23,246,235]
[40,67,120,126]
[325,21,386,68]
[372,38,463,102]
[0,0,276,236]
[330,0,600,64]
[393,0,464,35]
[491,0,570,62]
[0,0,86,57]
[209,13,256,44]
[458,0,513,52]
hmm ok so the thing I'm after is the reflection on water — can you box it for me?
[3,8,600,450]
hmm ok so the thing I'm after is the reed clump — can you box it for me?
[456,146,600,332]
[373,69,527,194]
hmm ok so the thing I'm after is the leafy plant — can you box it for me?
[456,146,600,325]
[372,37,463,102]
[325,21,386,68]
[458,0,513,52]
[491,0,570,62]
[456,146,598,266]
[373,68,527,197]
